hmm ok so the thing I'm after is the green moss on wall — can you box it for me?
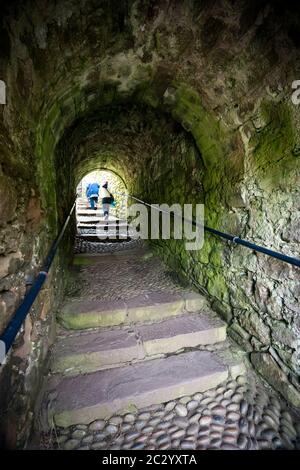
[250,101,297,189]
[166,84,229,174]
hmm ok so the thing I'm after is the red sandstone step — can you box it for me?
[77,234,131,242]
[51,312,227,375]
[47,350,239,427]
[77,223,128,229]
[57,292,209,330]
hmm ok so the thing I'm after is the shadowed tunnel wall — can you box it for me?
[1,0,300,447]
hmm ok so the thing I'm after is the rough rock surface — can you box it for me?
[1,0,300,447]
[36,372,300,451]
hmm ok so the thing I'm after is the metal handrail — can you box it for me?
[1,190,299,364]
[0,199,77,364]
[115,192,300,268]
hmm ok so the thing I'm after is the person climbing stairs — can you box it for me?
[76,196,131,242]
[32,198,300,451]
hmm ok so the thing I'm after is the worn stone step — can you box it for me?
[77,216,120,223]
[77,212,119,218]
[79,229,129,236]
[78,228,129,235]
[77,229,130,236]
[78,234,131,242]
[46,349,241,427]
[77,223,128,229]
[57,292,209,330]
[77,212,104,217]
[77,230,129,237]
[51,312,227,375]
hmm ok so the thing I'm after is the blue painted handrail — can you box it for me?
[116,192,300,269]
[0,199,76,364]
[1,191,299,365]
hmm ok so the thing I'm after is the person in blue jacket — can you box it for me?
[86,182,100,209]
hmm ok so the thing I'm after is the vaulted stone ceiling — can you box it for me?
[1,1,300,447]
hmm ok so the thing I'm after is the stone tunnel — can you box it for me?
[0,0,300,451]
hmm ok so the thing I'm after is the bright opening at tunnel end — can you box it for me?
[2,0,300,457]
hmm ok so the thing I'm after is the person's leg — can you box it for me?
[103,203,109,220]
[90,197,95,209]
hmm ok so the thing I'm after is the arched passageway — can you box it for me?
[75,168,133,253]
[76,168,128,229]
[0,0,300,450]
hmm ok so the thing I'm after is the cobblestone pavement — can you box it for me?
[74,236,142,255]
[39,370,300,450]
[67,247,186,302]
[35,243,300,450]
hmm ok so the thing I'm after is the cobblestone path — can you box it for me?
[40,370,300,450]
[35,244,300,451]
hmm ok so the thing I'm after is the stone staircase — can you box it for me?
[76,197,130,242]
[43,249,244,429]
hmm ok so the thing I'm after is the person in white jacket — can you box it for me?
[99,182,114,220]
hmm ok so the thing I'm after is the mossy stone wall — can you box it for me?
[1,0,300,447]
